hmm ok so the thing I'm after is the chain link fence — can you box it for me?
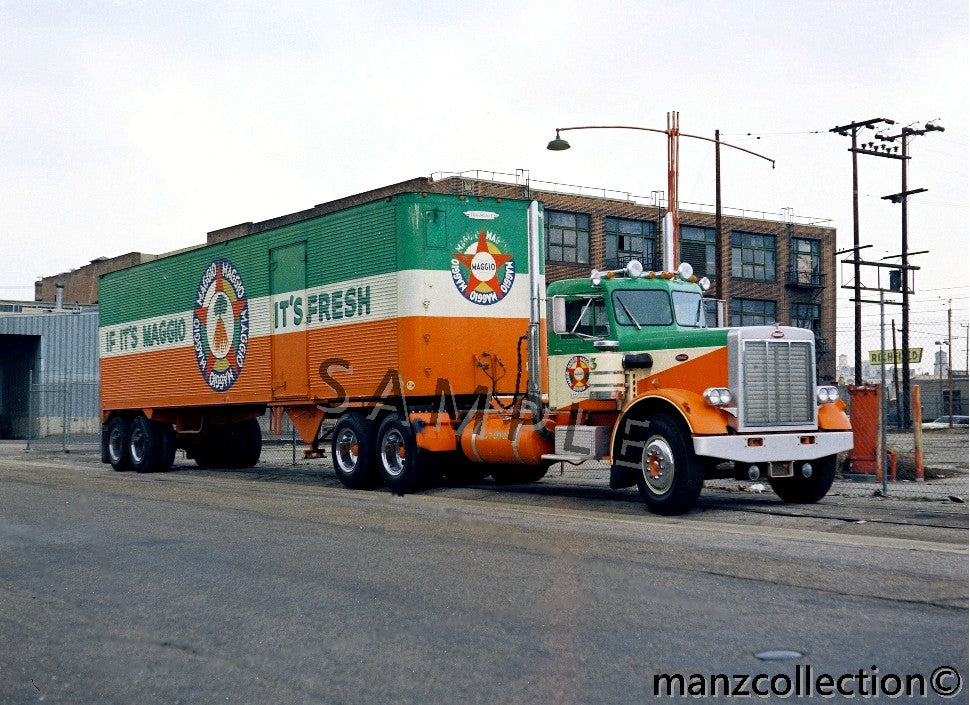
[25,377,99,452]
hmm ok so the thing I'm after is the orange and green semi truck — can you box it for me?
[99,191,852,514]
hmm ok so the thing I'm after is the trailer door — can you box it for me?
[270,242,308,399]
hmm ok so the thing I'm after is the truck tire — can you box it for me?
[376,414,428,494]
[769,455,837,504]
[231,418,262,468]
[128,415,170,473]
[106,416,132,472]
[633,414,704,515]
[332,413,379,489]
[490,464,549,484]
[159,423,177,470]
[191,428,227,468]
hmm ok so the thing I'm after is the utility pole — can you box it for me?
[831,118,895,385]
[875,120,944,428]
[715,129,723,298]
[891,320,901,429]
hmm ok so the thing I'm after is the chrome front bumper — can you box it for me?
[693,431,853,463]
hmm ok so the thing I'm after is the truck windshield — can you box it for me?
[672,291,706,328]
[612,290,673,327]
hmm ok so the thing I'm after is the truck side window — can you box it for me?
[564,297,609,337]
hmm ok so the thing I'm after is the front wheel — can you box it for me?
[632,414,704,515]
[769,455,837,504]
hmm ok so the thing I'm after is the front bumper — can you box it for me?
[693,431,853,463]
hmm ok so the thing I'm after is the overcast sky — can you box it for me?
[1,0,967,370]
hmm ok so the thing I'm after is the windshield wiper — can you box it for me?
[569,299,594,335]
[616,297,642,330]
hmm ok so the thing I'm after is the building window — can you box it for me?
[792,302,821,333]
[790,238,821,286]
[680,225,716,278]
[546,211,590,265]
[730,298,777,326]
[605,217,657,269]
[731,231,776,281]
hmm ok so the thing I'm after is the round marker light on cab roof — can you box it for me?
[678,262,694,280]
[699,277,711,291]
[626,259,644,278]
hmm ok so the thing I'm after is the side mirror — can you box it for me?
[551,296,567,334]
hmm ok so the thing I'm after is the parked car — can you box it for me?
[921,415,970,431]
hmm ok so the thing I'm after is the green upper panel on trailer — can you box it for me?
[395,194,541,275]
[100,193,540,328]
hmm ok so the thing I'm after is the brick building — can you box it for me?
[35,252,160,305]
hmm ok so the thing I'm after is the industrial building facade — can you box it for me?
[0,306,99,440]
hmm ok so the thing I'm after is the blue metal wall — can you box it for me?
[0,309,99,438]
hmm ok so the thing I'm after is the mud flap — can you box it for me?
[610,463,638,489]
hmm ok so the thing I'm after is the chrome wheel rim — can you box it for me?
[108,427,125,463]
[641,435,675,496]
[129,424,147,465]
[380,428,407,478]
[335,428,360,473]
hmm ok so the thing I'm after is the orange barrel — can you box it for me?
[459,411,554,466]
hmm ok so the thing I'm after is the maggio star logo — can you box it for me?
[565,355,591,392]
[192,258,250,391]
[451,230,515,305]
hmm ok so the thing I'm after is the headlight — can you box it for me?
[816,386,839,404]
[703,387,732,406]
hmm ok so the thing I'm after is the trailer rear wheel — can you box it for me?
[129,416,172,473]
[231,418,262,468]
[332,413,379,489]
[769,455,837,504]
[633,414,703,515]
[376,414,428,494]
[106,417,132,471]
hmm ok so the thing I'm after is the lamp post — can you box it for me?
[547,114,774,269]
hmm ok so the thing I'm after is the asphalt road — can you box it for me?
[1,448,967,705]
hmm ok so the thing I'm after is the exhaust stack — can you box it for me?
[526,200,543,412]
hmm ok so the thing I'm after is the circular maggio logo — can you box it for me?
[192,258,249,391]
[565,355,591,392]
[451,229,515,305]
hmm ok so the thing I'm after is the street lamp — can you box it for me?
[546,114,775,270]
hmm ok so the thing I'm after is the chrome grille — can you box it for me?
[741,340,814,426]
